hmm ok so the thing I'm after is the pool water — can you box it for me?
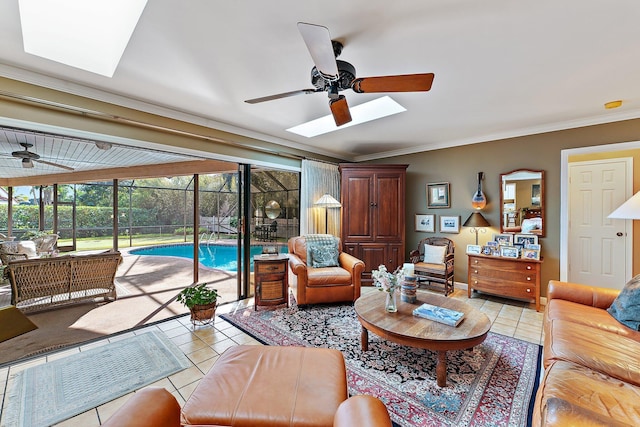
[130,243,287,272]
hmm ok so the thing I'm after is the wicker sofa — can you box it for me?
[4,251,122,312]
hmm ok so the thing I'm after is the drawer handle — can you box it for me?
[526,277,531,281]
[526,288,531,293]
[474,280,478,284]
[526,265,532,270]
[266,266,280,271]
[474,260,479,264]
[474,270,478,274]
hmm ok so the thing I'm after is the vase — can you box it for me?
[385,289,397,313]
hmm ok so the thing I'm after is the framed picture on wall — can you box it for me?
[440,215,460,233]
[415,214,435,232]
[427,182,450,208]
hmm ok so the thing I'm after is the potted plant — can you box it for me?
[177,282,220,326]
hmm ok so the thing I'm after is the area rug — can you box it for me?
[2,330,191,427]
[0,306,37,343]
[221,301,542,427]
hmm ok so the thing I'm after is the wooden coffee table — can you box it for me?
[354,290,491,387]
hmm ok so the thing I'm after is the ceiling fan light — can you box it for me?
[22,158,34,168]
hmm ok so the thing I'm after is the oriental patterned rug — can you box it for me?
[221,299,541,427]
[2,331,190,427]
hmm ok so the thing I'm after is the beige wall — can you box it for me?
[370,119,640,297]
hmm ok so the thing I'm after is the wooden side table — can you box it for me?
[253,254,289,310]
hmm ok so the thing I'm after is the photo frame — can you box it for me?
[493,233,514,245]
[415,214,435,232]
[440,215,460,233]
[466,244,481,255]
[500,246,519,258]
[514,234,539,246]
[522,248,541,260]
[427,182,450,208]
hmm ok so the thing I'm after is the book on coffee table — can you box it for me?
[413,303,464,327]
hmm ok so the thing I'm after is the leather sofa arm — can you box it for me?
[333,395,392,427]
[547,280,620,309]
[339,252,365,276]
[102,387,181,427]
[288,253,308,277]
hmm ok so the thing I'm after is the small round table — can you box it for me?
[354,290,491,387]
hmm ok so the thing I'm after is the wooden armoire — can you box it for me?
[339,163,407,285]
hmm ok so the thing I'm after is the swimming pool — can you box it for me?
[130,243,287,271]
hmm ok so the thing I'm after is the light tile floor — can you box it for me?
[0,288,544,426]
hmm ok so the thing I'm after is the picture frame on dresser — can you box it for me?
[522,248,540,260]
[466,244,481,255]
[427,182,450,208]
[493,233,513,245]
[500,246,519,258]
[514,234,539,246]
[415,214,435,232]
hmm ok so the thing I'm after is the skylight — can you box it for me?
[286,96,407,138]
[18,0,148,77]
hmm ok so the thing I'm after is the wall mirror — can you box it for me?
[500,169,545,237]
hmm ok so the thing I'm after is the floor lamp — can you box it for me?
[463,212,490,245]
[314,194,342,234]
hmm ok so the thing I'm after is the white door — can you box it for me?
[568,159,631,289]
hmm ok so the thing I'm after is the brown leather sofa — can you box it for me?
[532,280,640,426]
[288,235,365,305]
[103,345,393,427]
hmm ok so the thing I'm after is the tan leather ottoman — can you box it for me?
[180,345,349,427]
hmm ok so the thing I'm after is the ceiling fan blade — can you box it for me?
[297,22,339,79]
[351,73,435,93]
[34,159,75,171]
[329,95,352,126]
[245,88,320,104]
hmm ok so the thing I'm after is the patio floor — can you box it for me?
[0,250,240,365]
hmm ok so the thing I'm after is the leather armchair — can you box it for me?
[288,235,365,305]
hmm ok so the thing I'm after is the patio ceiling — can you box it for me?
[0,126,237,186]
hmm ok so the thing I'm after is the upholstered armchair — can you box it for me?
[409,237,455,296]
[288,235,365,306]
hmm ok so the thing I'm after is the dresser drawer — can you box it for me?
[469,257,538,273]
[469,267,537,283]
[468,276,537,300]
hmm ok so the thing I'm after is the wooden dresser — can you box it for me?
[467,254,542,311]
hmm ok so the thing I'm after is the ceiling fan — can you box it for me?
[245,22,435,127]
[2,142,75,171]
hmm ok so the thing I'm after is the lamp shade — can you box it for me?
[463,212,490,227]
[314,194,342,208]
[608,191,640,219]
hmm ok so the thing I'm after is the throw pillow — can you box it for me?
[423,244,447,264]
[310,244,340,268]
[607,274,640,331]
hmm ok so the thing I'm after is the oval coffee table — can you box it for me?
[354,290,491,387]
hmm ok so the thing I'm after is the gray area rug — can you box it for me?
[2,330,191,427]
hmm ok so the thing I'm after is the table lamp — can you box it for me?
[314,193,342,234]
[463,212,490,245]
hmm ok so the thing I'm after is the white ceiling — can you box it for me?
[1,0,640,168]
